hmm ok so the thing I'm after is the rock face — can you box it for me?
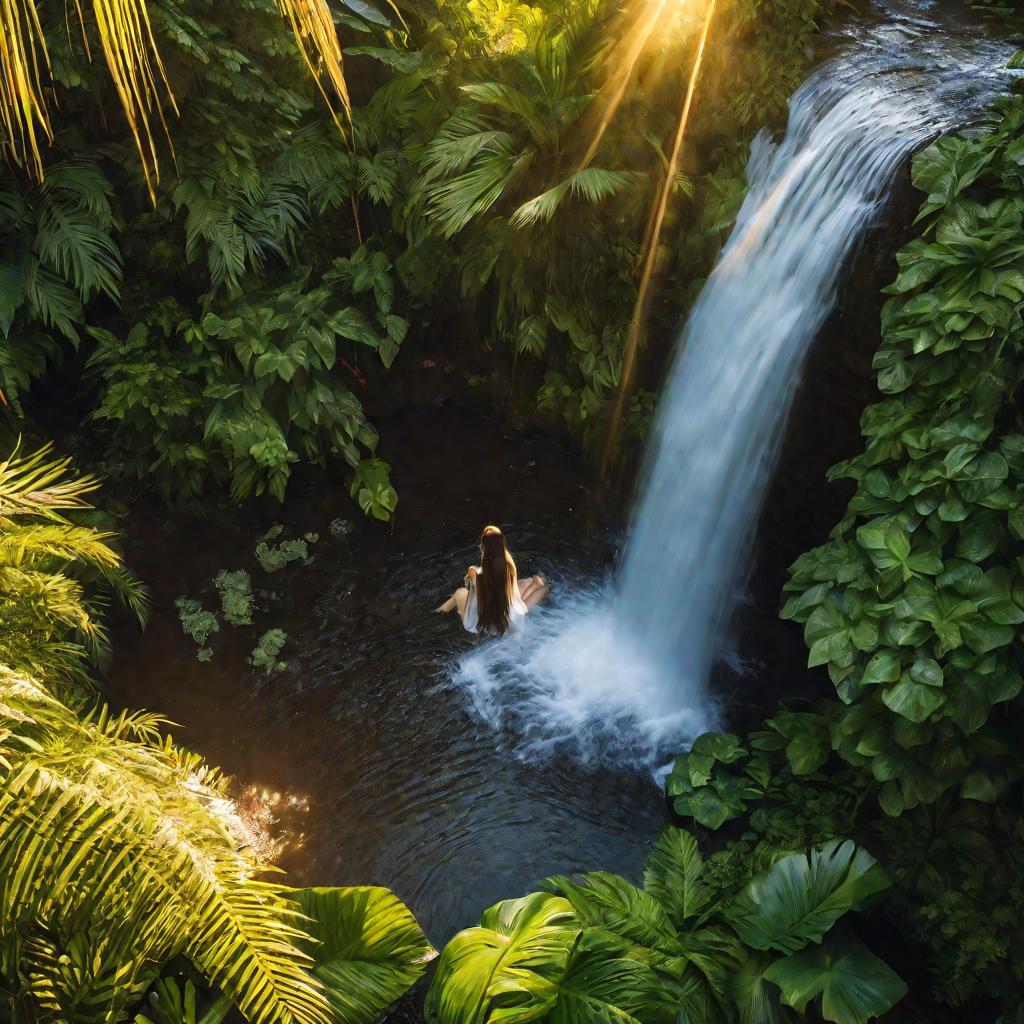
[727,160,923,712]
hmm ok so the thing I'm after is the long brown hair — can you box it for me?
[475,525,517,635]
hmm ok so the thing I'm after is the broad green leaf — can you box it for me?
[860,650,901,686]
[908,658,943,687]
[642,828,709,926]
[424,893,578,1024]
[881,679,945,723]
[785,730,829,775]
[543,873,676,951]
[763,930,906,1024]
[547,941,661,1024]
[733,953,785,1024]
[293,886,435,1024]
[726,841,890,955]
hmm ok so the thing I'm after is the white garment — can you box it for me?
[461,566,528,634]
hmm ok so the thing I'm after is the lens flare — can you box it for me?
[602,0,719,476]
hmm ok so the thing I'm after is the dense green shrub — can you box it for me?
[1,0,834,485]
[426,829,905,1024]
[781,92,1024,815]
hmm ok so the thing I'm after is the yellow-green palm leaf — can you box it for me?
[0,1,350,196]
[0,665,334,1024]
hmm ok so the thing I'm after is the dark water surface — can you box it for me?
[107,406,665,946]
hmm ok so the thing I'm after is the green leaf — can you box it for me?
[727,841,890,955]
[733,952,785,1024]
[764,930,906,1024]
[424,893,578,1024]
[293,886,436,1024]
[642,828,709,926]
[547,942,661,1024]
[786,728,829,776]
[881,679,945,723]
[860,650,901,686]
[543,873,676,951]
[908,657,943,687]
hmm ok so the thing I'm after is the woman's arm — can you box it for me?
[436,586,470,615]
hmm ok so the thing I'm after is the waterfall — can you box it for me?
[454,6,1012,770]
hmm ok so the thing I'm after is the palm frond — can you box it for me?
[0,523,122,571]
[0,440,99,520]
[419,110,511,180]
[0,665,335,1024]
[0,440,148,679]
[428,144,533,237]
[90,0,179,202]
[459,81,545,144]
[0,0,53,178]
[33,163,122,302]
[511,167,643,227]
[2,0,352,202]
[276,0,351,127]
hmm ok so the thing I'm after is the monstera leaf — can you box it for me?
[292,886,435,1024]
[726,841,890,955]
[424,892,579,1024]
[763,927,906,1024]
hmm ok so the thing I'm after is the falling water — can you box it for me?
[455,4,1012,769]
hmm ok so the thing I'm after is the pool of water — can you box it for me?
[106,405,666,950]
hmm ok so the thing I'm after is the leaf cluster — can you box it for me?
[427,829,904,1024]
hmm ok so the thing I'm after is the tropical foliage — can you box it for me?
[781,89,1024,814]
[0,440,147,682]
[426,829,905,1024]
[0,438,434,1022]
[11,1,1021,1023]
[0,663,435,1023]
[1,0,832,509]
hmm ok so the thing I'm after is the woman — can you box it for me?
[437,525,548,635]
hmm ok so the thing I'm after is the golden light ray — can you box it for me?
[576,0,670,174]
[601,0,718,477]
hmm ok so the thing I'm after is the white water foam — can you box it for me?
[454,6,1012,771]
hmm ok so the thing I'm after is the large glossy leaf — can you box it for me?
[732,953,785,1024]
[546,934,663,1024]
[726,841,890,955]
[642,828,710,926]
[424,892,578,1024]
[763,929,906,1024]
[293,887,435,1024]
[543,873,677,951]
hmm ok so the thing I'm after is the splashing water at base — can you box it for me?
[456,583,716,767]
[455,5,1013,770]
